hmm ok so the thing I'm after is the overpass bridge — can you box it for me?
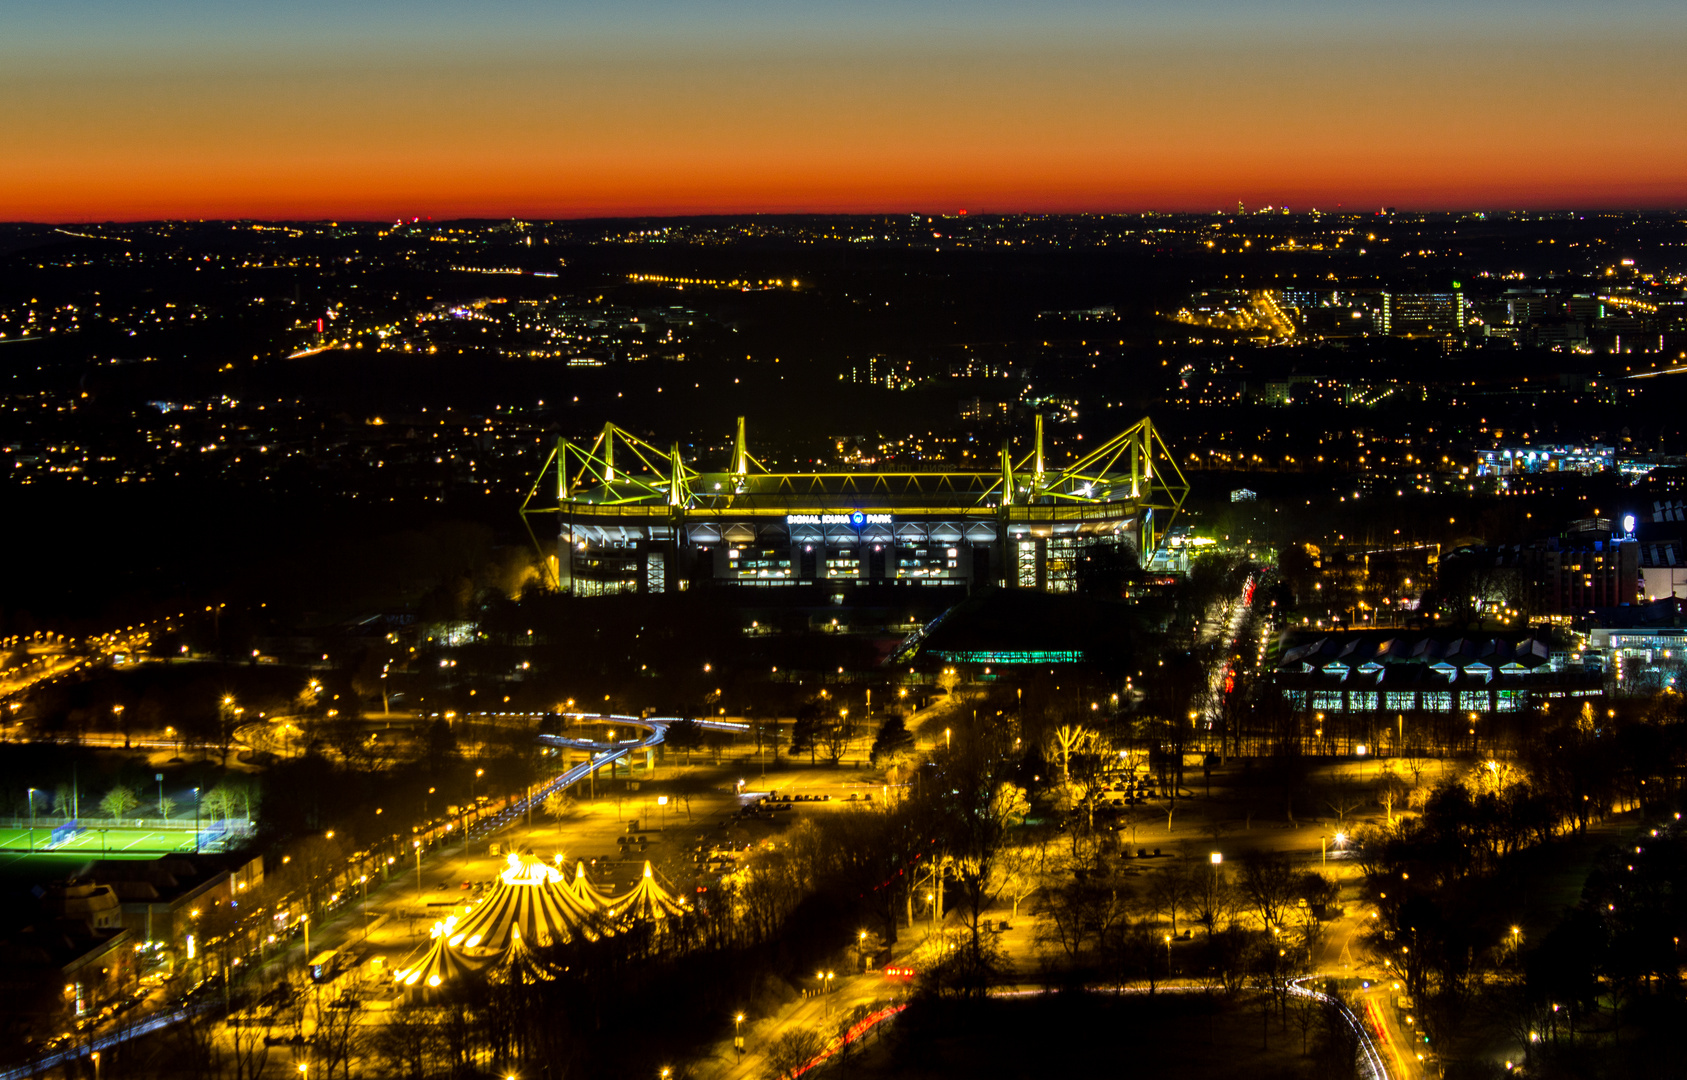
[463,713,748,843]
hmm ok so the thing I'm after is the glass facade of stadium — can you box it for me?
[521,417,1187,597]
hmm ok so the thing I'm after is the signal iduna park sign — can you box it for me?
[785,513,892,527]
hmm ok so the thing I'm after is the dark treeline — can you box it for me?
[1354,688,1687,1079]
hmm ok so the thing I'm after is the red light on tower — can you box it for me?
[958,209,967,215]
[313,318,324,334]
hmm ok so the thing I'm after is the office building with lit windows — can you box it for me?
[1378,290,1467,336]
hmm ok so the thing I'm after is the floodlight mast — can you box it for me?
[733,415,751,481]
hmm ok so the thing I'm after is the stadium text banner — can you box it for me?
[786,512,892,526]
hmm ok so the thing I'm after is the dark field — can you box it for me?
[850,990,1350,1080]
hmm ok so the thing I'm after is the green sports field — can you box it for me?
[0,826,197,856]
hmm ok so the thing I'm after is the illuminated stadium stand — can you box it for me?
[521,415,1186,597]
[924,650,1086,665]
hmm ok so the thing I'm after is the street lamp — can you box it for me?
[944,728,951,752]
[859,929,868,971]
[301,913,310,959]
[1164,934,1173,976]
[734,1013,746,1057]
[414,839,423,898]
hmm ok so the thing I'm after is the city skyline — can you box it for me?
[5,0,1687,220]
[4,8,1687,1076]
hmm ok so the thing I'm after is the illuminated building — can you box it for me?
[1378,290,1467,336]
[521,416,1186,596]
[1271,630,1602,718]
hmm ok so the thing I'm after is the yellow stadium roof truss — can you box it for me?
[522,415,1187,589]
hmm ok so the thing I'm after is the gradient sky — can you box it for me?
[4,1,1685,220]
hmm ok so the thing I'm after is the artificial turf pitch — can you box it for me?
[0,826,197,855]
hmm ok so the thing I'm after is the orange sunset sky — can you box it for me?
[4,1,1685,220]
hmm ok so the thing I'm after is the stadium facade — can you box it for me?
[521,416,1186,596]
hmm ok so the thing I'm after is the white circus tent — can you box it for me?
[607,861,691,924]
[450,853,604,951]
[495,925,563,985]
[395,915,493,994]
[394,852,691,992]
[568,859,616,911]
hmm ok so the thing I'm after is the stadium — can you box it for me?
[521,416,1187,596]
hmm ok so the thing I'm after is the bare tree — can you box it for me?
[1241,854,1298,931]
[542,789,575,835]
[1191,859,1234,939]
[1148,862,1196,936]
[662,717,705,763]
[215,694,243,767]
[1320,773,1367,827]
[1377,769,1408,826]
[764,1027,826,1080]
[366,1002,436,1080]
[227,1005,272,1080]
[820,713,858,765]
[1290,988,1321,1055]
[997,829,1054,919]
[166,1004,224,1079]
[98,784,139,819]
[1047,724,1097,783]
[311,995,364,1080]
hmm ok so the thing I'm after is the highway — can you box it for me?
[1196,575,1257,731]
